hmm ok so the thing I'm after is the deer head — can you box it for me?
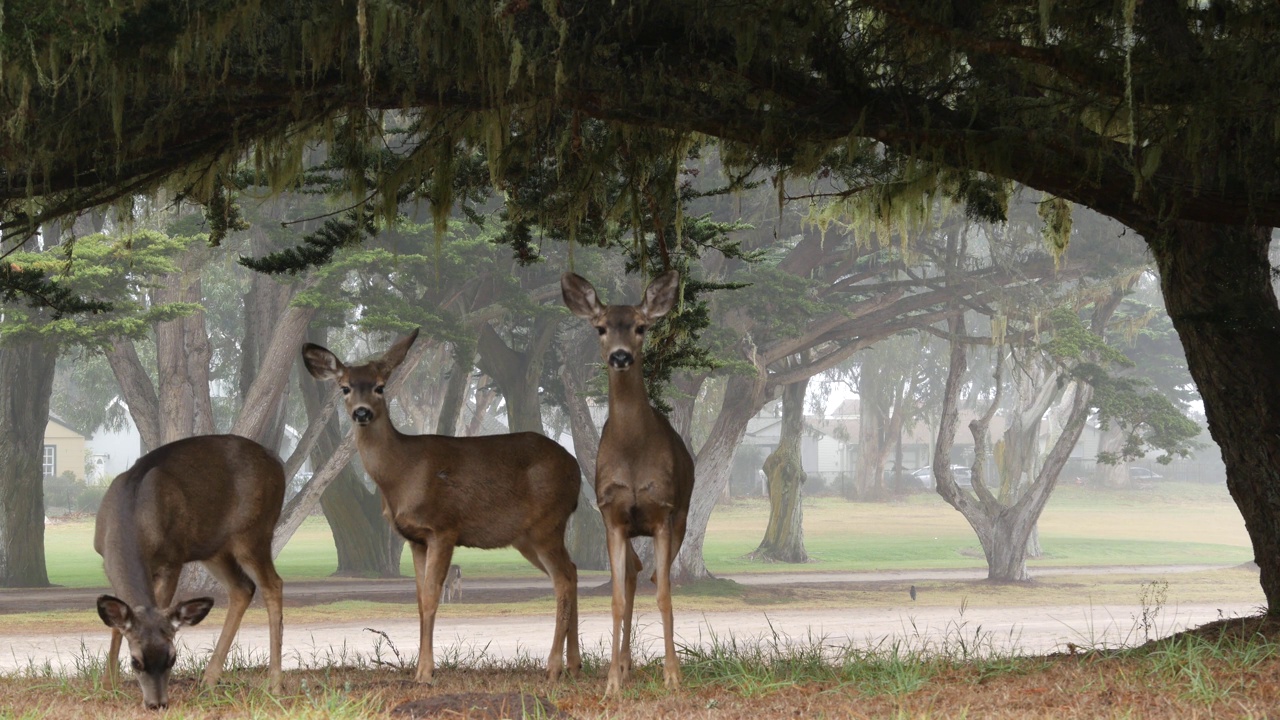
[561,271,680,371]
[302,329,419,425]
[96,594,213,710]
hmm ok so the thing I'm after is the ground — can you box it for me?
[1,565,1276,718]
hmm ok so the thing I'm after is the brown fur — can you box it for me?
[561,271,696,693]
[93,434,285,709]
[302,329,581,683]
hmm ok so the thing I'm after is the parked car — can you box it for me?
[1128,466,1164,482]
[910,465,972,488]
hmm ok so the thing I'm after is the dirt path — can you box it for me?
[0,564,1258,675]
[1,600,1257,675]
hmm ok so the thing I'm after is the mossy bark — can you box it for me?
[751,380,809,564]
[0,339,57,587]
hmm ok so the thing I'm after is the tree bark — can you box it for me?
[104,339,162,454]
[750,378,809,563]
[671,339,770,583]
[557,330,609,571]
[475,317,558,433]
[1150,221,1280,613]
[152,247,215,443]
[0,339,58,587]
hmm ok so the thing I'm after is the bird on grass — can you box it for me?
[909,585,917,601]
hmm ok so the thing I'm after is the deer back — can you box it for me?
[94,435,285,595]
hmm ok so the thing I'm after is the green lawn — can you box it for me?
[43,482,1252,588]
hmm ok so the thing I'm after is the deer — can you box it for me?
[302,329,582,683]
[561,270,696,694]
[443,564,463,603]
[93,434,285,710]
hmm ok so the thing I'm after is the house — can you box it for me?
[43,414,87,483]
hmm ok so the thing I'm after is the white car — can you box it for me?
[910,465,972,488]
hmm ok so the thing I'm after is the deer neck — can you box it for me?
[606,366,656,425]
[353,416,412,487]
[102,506,159,608]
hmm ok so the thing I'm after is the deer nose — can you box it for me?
[352,407,373,424]
[608,350,634,369]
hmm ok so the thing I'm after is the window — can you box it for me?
[42,445,56,479]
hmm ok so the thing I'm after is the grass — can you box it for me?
[4,611,1280,718]
[38,482,1252,588]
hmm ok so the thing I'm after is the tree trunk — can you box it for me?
[104,340,162,454]
[557,330,609,570]
[671,340,770,583]
[0,339,58,587]
[1096,425,1129,487]
[152,247,215,443]
[853,402,886,499]
[434,345,473,436]
[1150,221,1280,613]
[751,379,809,563]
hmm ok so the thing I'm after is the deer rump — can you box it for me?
[378,432,581,549]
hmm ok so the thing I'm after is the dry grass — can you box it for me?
[4,616,1280,719]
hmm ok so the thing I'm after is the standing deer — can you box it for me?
[93,434,285,710]
[561,270,696,693]
[443,564,463,603]
[302,329,581,682]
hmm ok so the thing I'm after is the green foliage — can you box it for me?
[239,211,377,275]
[0,262,111,317]
[1043,306,1200,464]
[1,232,199,348]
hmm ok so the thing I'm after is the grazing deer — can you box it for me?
[443,564,463,603]
[302,329,581,682]
[561,271,696,693]
[93,434,285,710]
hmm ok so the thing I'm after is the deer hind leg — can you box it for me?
[528,536,580,680]
[413,537,455,684]
[239,542,284,694]
[653,516,680,689]
[200,552,256,689]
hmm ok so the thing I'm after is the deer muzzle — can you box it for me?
[352,407,374,425]
[608,350,634,369]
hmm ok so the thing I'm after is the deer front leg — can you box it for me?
[413,537,456,684]
[105,627,122,690]
[653,517,680,689]
[604,523,635,695]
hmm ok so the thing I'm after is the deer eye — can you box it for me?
[131,657,143,671]
[340,386,351,395]
[636,325,647,335]
[596,327,606,336]
[374,385,385,395]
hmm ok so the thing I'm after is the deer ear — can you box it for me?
[642,271,680,320]
[302,344,344,381]
[378,328,420,374]
[168,597,214,628]
[97,595,133,631]
[561,273,603,319]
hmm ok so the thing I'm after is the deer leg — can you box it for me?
[240,544,285,694]
[621,540,641,679]
[532,538,580,680]
[414,538,455,684]
[653,517,680,689]
[604,523,636,694]
[200,553,256,689]
[105,627,122,690]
